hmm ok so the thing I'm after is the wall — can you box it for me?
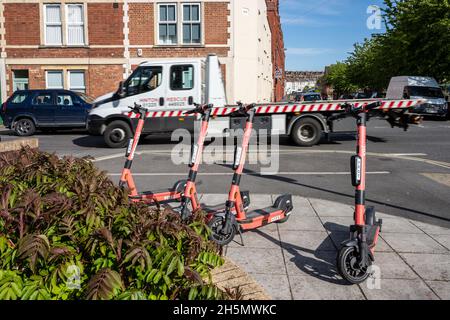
[230,0,272,104]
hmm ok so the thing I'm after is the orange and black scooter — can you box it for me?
[119,102,211,204]
[333,101,383,284]
[206,103,293,245]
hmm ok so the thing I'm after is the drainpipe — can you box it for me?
[122,0,131,79]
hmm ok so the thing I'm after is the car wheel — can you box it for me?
[290,117,322,147]
[14,118,36,136]
[104,120,132,148]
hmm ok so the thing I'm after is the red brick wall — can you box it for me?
[88,3,123,45]
[129,3,154,45]
[266,0,285,102]
[7,65,45,94]
[6,48,124,59]
[4,4,40,45]
[204,2,230,45]
[88,65,123,98]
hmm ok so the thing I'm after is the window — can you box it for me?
[45,4,62,45]
[33,94,53,105]
[170,65,194,90]
[57,94,74,106]
[46,71,64,89]
[125,66,163,96]
[12,70,29,92]
[11,93,28,104]
[68,71,86,93]
[158,4,177,45]
[44,4,85,45]
[66,4,85,45]
[182,4,201,44]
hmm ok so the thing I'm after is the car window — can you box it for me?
[170,65,194,90]
[125,66,163,96]
[75,92,94,104]
[32,94,53,105]
[11,92,28,104]
[57,94,74,106]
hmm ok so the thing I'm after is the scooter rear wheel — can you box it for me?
[337,246,372,284]
[207,216,236,246]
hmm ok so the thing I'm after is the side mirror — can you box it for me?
[117,81,125,97]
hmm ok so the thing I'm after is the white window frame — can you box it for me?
[65,4,85,46]
[181,3,201,45]
[44,4,63,45]
[157,3,178,45]
[45,70,64,89]
[68,70,86,93]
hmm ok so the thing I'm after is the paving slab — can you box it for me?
[360,279,439,300]
[275,195,317,217]
[279,230,336,252]
[431,234,450,251]
[372,252,417,280]
[250,273,292,300]
[383,233,449,254]
[330,232,393,252]
[289,275,365,300]
[401,253,450,281]
[227,228,281,249]
[409,221,450,235]
[425,281,450,300]
[226,247,285,275]
[378,218,425,234]
[308,198,354,217]
[283,249,343,284]
[277,215,325,232]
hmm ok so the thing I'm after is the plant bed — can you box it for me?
[0,147,236,300]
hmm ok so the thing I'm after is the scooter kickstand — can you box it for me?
[237,228,245,247]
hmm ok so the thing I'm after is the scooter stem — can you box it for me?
[355,112,367,226]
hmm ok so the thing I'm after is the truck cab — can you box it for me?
[87,55,226,148]
[386,76,447,117]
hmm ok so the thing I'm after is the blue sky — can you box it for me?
[280,0,386,71]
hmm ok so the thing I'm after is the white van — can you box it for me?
[88,55,227,148]
[386,76,447,117]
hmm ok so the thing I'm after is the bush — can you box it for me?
[0,147,228,300]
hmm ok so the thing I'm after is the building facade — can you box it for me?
[0,0,285,104]
[285,71,324,95]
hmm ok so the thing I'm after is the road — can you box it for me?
[1,118,450,227]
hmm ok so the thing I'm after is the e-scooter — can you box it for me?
[333,101,383,284]
[119,102,212,204]
[206,103,293,246]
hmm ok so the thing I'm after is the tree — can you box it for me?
[323,62,357,97]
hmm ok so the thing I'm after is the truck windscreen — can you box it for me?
[406,86,444,98]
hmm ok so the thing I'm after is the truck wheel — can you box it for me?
[104,120,132,148]
[14,118,36,136]
[290,118,322,147]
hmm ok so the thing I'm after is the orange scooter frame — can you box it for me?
[119,103,211,204]
[206,103,293,245]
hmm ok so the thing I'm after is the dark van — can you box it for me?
[0,89,93,136]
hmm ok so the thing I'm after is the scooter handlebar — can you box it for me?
[231,102,256,116]
[128,102,148,114]
[184,103,214,115]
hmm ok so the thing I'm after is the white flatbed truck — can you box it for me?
[87,55,422,148]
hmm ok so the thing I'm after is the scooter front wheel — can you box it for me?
[337,246,372,284]
[207,216,236,246]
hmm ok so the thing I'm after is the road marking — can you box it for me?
[93,149,450,170]
[421,173,450,188]
[107,171,390,177]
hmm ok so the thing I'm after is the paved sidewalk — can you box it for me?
[200,194,450,300]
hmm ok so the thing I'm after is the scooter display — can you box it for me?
[333,101,383,284]
[119,102,212,205]
[206,103,293,246]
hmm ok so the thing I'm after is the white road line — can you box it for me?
[107,171,391,176]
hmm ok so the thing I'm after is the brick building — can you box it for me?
[0,0,285,103]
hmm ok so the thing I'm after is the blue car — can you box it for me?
[0,89,93,136]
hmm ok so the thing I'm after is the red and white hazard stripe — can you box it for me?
[126,99,422,118]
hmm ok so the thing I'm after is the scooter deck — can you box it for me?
[130,188,182,202]
[239,207,286,230]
